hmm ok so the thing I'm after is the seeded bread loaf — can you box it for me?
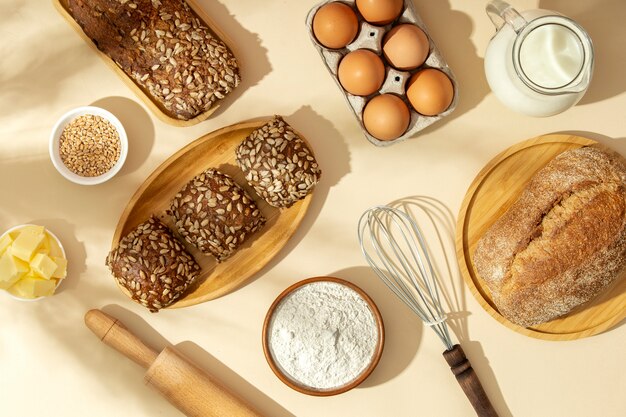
[169,169,266,261]
[67,0,240,120]
[473,147,626,327]
[236,116,321,208]
[106,217,201,312]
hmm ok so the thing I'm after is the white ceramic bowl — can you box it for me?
[49,106,128,185]
[0,224,67,302]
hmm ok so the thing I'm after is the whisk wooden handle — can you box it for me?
[443,344,499,417]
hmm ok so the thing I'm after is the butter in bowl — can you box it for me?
[0,225,67,300]
[262,277,384,395]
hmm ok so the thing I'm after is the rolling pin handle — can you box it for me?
[442,344,499,417]
[85,309,159,369]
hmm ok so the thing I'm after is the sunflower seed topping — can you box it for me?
[105,217,200,313]
[169,169,266,262]
[71,0,241,121]
[235,116,321,208]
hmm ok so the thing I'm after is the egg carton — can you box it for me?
[306,0,459,147]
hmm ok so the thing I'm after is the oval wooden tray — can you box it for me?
[53,0,238,126]
[112,119,313,308]
[456,134,626,341]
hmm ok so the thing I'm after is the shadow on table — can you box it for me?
[550,131,626,156]
[91,96,155,178]
[410,0,490,136]
[381,196,512,417]
[199,0,272,119]
[0,156,69,222]
[178,341,295,417]
[0,153,140,232]
[0,24,97,121]
[540,0,626,105]
[24,285,170,415]
[285,104,352,253]
[613,318,626,332]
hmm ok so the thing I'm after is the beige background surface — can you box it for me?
[1,0,625,416]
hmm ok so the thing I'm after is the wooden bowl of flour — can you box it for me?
[262,276,384,396]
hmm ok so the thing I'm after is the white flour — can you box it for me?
[268,281,379,389]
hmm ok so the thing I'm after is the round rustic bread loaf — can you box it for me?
[473,146,626,327]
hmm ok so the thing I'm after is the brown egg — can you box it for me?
[383,24,430,70]
[338,49,386,96]
[363,94,410,141]
[406,69,454,116]
[356,0,404,26]
[313,2,360,49]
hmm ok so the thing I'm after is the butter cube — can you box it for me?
[8,275,56,298]
[31,277,56,297]
[0,234,13,256]
[19,225,45,235]
[46,234,64,258]
[7,277,30,298]
[38,234,50,255]
[35,279,56,297]
[0,251,29,289]
[12,228,45,261]
[30,253,58,280]
[51,256,67,279]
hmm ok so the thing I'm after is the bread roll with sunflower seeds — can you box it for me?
[236,116,321,208]
[169,168,266,261]
[106,216,200,312]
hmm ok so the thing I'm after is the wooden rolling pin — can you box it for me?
[85,309,263,417]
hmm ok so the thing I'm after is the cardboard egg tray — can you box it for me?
[306,0,459,146]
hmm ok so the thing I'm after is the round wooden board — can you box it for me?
[456,134,626,341]
[112,119,313,308]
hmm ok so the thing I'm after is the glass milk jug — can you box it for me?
[484,0,594,117]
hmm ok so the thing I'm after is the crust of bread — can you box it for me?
[68,0,240,120]
[169,169,265,262]
[106,217,200,312]
[473,147,626,327]
[235,116,321,208]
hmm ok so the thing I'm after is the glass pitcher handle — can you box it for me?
[486,0,527,33]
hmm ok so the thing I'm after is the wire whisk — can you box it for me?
[358,205,453,350]
[358,206,499,417]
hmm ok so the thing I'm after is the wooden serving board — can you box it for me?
[53,0,239,126]
[456,134,626,341]
[111,119,313,308]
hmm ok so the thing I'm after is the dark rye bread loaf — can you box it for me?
[473,147,626,327]
[68,0,240,120]
[169,169,266,262]
[106,217,201,312]
[236,116,321,208]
